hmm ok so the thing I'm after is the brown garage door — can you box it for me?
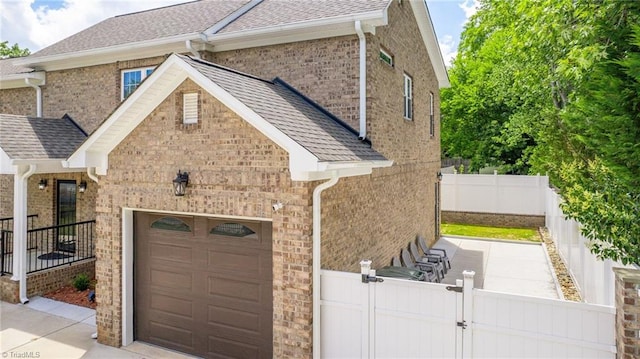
[134,212,273,358]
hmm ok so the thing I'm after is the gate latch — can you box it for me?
[446,285,463,293]
[457,320,467,329]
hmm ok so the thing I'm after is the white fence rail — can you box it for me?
[441,173,548,215]
[321,269,616,358]
[545,188,624,306]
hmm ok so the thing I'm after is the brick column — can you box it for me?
[614,267,640,359]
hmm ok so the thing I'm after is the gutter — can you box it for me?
[25,78,43,117]
[87,167,99,183]
[312,171,340,359]
[355,21,367,140]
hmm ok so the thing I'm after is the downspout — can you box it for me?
[25,78,42,117]
[86,167,99,183]
[312,172,340,359]
[355,20,367,140]
[185,40,201,59]
[13,164,36,304]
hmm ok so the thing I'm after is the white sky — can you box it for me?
[0,0,480,67]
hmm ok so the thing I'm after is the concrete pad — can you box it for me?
[10,322,96,359]
[435,236,560,299]
[27,297,95,323]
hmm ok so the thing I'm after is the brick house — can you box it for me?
[0,0,449,357]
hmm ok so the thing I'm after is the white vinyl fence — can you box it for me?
[441,173,548,215]
[321,268,616,358]
[544,188,634,306]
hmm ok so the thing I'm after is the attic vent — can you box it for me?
[183,93,198,124]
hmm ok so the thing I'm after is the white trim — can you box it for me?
[0,72,45,90]
[120,208,272,346]
[409,0,450,88]
[403,73,413,120]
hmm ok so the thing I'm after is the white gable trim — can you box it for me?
[410,0,450,88]
[67,54,357,180]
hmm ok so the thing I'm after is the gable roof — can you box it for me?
[67,54,391,180]
[0,114,87,174]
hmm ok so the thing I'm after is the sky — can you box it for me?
[0,0,479,67]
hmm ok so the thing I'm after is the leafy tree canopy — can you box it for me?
[442,0,640,264]
[0,41,30,59]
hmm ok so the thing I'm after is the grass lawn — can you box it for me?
[441,223,540,242]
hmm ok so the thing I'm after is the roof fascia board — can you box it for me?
[294,160,394,181]
[0,72,46,90]
[204,11,386,43]
[16,33,200,71]
[409,0,450,88]
[6,158,81,174]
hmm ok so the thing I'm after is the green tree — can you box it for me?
[0,41,30,59]
[442,0,640,264]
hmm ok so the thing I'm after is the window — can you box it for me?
[210,223,256,238]
[403,73,413,120]
[150,216,192,232]
[121,67,154,100]
[379,49,394,67]
[183,93,198,124]
[429,91,435,137]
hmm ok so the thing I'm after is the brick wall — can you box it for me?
[209,36,360,131]
[0,87,36,116]
[95,79,315,357]
[442,211,545,229]
[0,259,95,303]
[614,267,640,359]
[0,175,13,218]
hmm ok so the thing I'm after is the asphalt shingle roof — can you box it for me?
[179,55,386,163]
[31,0,250,58]
[0,114,87,160]
[0,58,34,76]
[29,0,391,59]
[218,0,390,33]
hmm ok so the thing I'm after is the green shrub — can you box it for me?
[72,273,91,291]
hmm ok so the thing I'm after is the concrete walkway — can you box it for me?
[435,236,561,299]
[0,297,194,359]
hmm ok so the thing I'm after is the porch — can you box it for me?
[1,217,96,276]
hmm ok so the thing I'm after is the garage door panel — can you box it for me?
[208,276,261,303]
[150,293,193,319]
[150,243,192,263]
[150,268,192,290]
[207,305,260,332]
[148,320,194,351]
[207,336,260,359]
[207,249,261,273]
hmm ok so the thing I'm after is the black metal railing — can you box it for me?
[1,230,13,275]
[0,214,38,231]
[0,220,95,276]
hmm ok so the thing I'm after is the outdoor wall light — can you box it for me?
[272,202,284,211]
[38,179,47,190]
[173,170,189,196]
[78,181,87,193]
[437,171,443,181]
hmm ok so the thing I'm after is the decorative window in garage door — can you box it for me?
[150,216,192,232]
[210,223,256,238]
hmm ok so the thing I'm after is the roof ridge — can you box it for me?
[272,77,371,145]
[179,54,273,85]
[114,0,201,18]
[62,114,88,137]
[204,0,263,35]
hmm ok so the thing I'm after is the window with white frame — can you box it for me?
[403,73,413,120]
[183,93,198,124]
[121,67,154,100]
[429,91,435,137]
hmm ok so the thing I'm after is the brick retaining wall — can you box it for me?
[614,267,640,358]
[442,210,545,228]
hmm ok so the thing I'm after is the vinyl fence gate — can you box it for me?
[320,269,616,358]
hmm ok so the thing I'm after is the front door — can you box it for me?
[56,180,76,252]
